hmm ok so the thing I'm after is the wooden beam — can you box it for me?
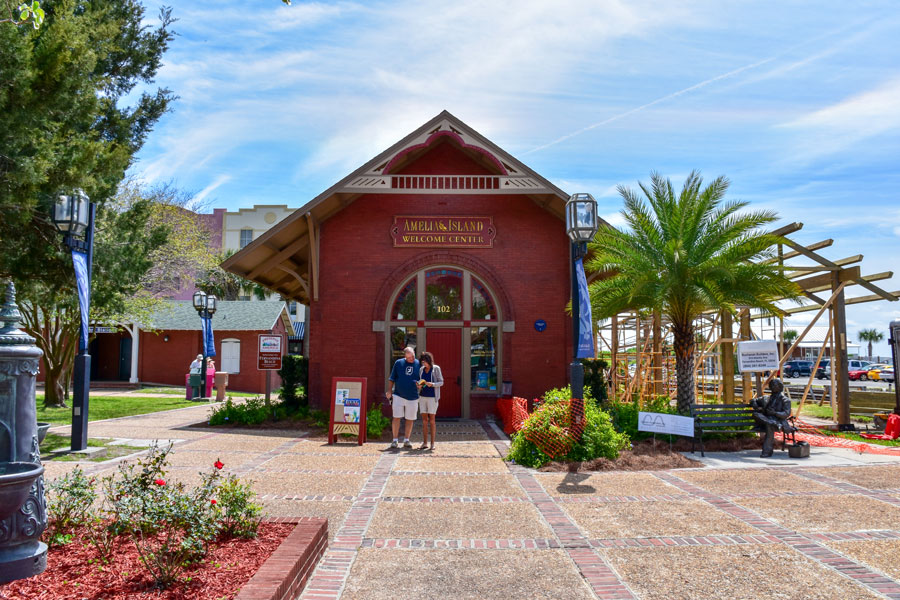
[721,311,734,404]
[771,222,804,237]
[276,263,311,299]
[794,266,860,292]
[762,238,833,263]
[246,235,310,280]
[305,212,319,302]
[832,272,850,425]
[782,237,898,301]
[740,309,753,402]
[785,255,864,277]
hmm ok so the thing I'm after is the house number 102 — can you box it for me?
[435,305,451,313]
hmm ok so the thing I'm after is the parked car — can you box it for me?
[815,360,830,379]
[881,367,895,382]
[816,359,871,379]
[848,367,871,381]
[867,364,893,381]
[784,360,813,378]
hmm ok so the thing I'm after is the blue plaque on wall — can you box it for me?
[534,319,547,332]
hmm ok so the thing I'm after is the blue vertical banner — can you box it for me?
[71,250,90,352]
[575,257,595,358]
[202,315,216,357]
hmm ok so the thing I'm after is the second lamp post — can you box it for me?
[565,192,599,401]
[192,290,217,398]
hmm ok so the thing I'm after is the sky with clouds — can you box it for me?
[130,0,900,355]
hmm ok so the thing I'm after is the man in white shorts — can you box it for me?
[385,346,419,449]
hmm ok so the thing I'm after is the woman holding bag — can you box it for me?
[417,351,443,450]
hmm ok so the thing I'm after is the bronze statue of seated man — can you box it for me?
[750,378,795,458]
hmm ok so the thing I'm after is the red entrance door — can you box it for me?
[427,329,462,418]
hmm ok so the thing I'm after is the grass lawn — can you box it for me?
[799,403,873,423]
[140,386,258,397]
[36,395,200,425]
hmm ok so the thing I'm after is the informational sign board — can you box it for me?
[737,340,780,373]
[328,377,368,445]
[257,334,284,371]
[638,412,695,437]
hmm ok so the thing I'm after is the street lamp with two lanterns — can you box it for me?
[192,290,218,399]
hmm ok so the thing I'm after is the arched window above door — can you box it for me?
[386,267,500,324]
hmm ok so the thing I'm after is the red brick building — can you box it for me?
[223,112,581,418]
[82,301,292,394]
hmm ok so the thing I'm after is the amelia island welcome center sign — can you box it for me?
[391,216,496,248]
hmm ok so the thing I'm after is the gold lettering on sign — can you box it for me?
[393,216,495,248]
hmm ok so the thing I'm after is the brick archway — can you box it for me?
[372,251,514,323]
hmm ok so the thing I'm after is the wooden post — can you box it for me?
[610,315,618,402]
[832,271,851,425]
[652,311,662,397]
[721,311,735,403]
[740,309,753,402]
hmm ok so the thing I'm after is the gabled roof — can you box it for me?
[221,110,574,304]
[145,300,292,332]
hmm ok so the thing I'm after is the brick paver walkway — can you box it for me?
[42,406,900,599]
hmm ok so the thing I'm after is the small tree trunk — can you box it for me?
[43,364,68,408]
[673,321,695,415]
[868,341,873,360]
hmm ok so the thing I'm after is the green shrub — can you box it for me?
[607,396,677,441]
[311,408,329,429]
[507,386,629,468]
[367,406,390,438]
[209,397,284,426]
[215,474,263,539]
[277,355,308,409]
[44,467,98,547]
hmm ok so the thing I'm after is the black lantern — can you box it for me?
[565,192,599,243]
[52,190,91,237]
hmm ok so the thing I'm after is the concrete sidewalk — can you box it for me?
[41,409,900,600]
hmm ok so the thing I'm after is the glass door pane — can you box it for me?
[470,326,498,392]
[425,269,463,320]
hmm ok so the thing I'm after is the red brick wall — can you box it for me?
[139,322,286,394]
[308,141,572,417]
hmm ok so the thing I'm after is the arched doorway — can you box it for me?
[386,266,501,418]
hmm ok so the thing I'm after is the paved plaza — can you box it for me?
[44,405,900,600]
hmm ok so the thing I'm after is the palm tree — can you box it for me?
[782,329,798,358]
[857,328,884,360]
[586,171,799,414]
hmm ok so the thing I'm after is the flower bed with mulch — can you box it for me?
[0,522,294,600]
[537,436,762,472]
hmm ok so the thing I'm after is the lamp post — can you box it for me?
[51,190,94,452]
[889,320,900,415]
[192,290,217,398]
[565,192,599,401]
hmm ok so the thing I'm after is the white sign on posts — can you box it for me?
[736,340,780,372]
[638,412,695,437]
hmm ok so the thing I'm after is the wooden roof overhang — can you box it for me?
[222,110,575,303]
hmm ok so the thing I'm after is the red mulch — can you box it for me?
[0,523,294,600]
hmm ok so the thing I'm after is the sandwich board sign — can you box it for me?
[257,334,284,370]
[736,340,780,373]
[328,377,368,445]
[638,412,695,437]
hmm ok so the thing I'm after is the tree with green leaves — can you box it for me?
[586,171,799,414]
[857,328,884,360]
[197,249,272,302]
[1,0,176,406]
[782,328,798,357]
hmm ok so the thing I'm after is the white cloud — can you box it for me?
[194,174,232,203]
[781,77,900,159]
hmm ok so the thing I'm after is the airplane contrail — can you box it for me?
[524,18,877,156]
[524,56,777,155]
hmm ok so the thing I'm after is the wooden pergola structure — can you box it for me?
[596,222,898,426]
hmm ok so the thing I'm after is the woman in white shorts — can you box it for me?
[417,352,443,450]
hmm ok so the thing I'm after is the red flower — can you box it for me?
[154,478,166,486]
[210,499,217,505]
[214,460,224,470]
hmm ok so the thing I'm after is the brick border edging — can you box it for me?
[236,517,328,600]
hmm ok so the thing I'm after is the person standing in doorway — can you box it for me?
[386,346,419,449]
[417,351,443,450]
